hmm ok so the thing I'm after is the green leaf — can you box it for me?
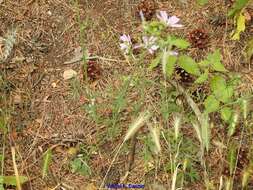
[166,56,177,77]
[210,75,226,93]
[218,86,234,103]
[149,53,162,70]
[211,76,234,103]
[171,38,190,49]
[231,13,246,40]
[0,176,28,186]
[220,107,232,122]
[195,69,209,84]
[204,95,220,113]
[228,0,250,17]
[207,50,227,72]
[42,149,52,179]
[70,158,91,176]
[198,60,210,68]
[197,0,208,5]
[144,21,165,36]
[160,102,181,120]
[178,55,201,76]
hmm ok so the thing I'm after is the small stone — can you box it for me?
[63,69,77,80]
[51,82,57,88]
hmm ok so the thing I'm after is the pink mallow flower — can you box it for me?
[157,11,183,28]
[120,34,132,54]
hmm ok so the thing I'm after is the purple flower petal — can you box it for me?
[157,11,168,24]
[120,34,132,43]
[167,16,183,27]
[168,51,178,56]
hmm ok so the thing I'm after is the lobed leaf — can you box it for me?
[207,50,227,72]
[210,75,226,93]
[171,38,190,49]
[220,107,233,122]
[178,55,201,76]
[218,86,234,103]
[149,53,162,70]
[194,69,209,84]
[204,95,220,113]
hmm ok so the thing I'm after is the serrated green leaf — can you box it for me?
[198,60,210,68]
[0,176,28,186]
[70,158,91,176]
[231,13,246,40]
[204,95,220,113]
[195,69,209,84]
[220,107,232,122]
[210,75,226,93]
[149,53,162,70]
[144,21,165,36]
[208,50,227,72]
[166,56,177,77]
[211,76,234,103]
[42,149,52,179]
[171,38,190,49]
[178,55,201,76]
[218,86,234,103]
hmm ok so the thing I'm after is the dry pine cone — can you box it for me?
[175,67,194,84]
[137,0,157,21]
[87,60,101,81]
[188,29,209,49]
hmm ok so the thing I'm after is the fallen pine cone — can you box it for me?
[174,66,194,84]
[86,60,101,81]
[136,0,157,21]
[188,29,209,49]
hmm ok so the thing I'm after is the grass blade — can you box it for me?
[42,149,52,179]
